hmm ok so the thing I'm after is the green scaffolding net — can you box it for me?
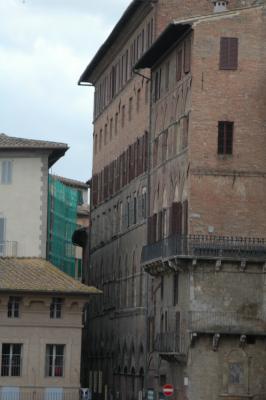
[47,175,79,278]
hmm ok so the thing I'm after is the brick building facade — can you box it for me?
[79,1,266,400]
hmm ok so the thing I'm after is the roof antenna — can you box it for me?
[211,0,229,12]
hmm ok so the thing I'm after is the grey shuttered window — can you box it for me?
[220,37,238,70]
[1,160,12,184]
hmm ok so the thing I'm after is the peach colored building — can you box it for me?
[0,258,100,400]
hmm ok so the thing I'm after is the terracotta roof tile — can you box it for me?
[0,258,100,295]
[0,133,67,150]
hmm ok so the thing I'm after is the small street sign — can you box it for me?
[163,384,174,397]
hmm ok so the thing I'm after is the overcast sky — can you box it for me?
[0,0,130,181]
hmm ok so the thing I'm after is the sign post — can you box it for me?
[162,384,174,397]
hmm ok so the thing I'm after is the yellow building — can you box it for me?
[0,258,100,400]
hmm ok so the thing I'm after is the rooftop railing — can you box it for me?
[0,241,18,257]
[141,235,266,265]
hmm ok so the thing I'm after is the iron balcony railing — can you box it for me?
[154,332,183,354]
[0,241,18,257]
[188,311,266,335]
[141,235,266,265]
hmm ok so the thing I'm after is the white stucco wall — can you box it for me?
[0,153,48,257]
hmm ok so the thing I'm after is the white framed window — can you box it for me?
[50,298,63,319]
[1,160,12,184]
[7,296,21,318]
[1,343,22,376]
[45,344,64,377]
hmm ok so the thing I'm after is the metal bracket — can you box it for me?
[239,334,247,348]
[212,333,220,351]
[240,260,247,272]
[215,260,222,272]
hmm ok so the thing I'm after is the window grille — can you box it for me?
[45,344,64,377]
[50,298,63,319]
[1,343,22,376]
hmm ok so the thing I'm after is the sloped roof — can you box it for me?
[0,133,68,167]
[0,258,100,296]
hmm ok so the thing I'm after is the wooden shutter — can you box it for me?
[220,37,238,70]
[171,202,183,235]
[103,166,108,200]
[134,141,138,178]
[126,148,130,184]
[184,37,191,74]
[183,200,188,236]
[218,121,234,155]
[143,132,148,172]
[153,138,158,168]
[152,213,157,244]
[157,211,163,241]
[147,216,152,245]
[176,48,182,81]
[92,174,98,207]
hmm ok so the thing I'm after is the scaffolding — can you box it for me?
[47,175,79,278]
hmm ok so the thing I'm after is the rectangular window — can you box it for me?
[165,61,170,91]
[7,296,20,318]
[110,118,113,141]
[45,344,64,377]
[1,160,12,184]
[220,37,238,70]
[173,273,179,305]
[115,113,118,135]
[136,89,141,113]
[176,48,182,81]
[129,97,133,121]
[104,124,108,145]
[122,105,125,128]
[154,69,161,102]
[1,343,22,376]
[50,298,63,319]
[184,37,191,74]
[218,121,234,155]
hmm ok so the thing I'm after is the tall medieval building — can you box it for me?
[79,1,266,399]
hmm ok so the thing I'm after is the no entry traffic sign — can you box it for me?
[163,384,174,397]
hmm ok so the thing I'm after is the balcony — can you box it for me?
[188,311,266,336]
[0,241,18,257]
[141,235,266,274]
[154,332,186,362]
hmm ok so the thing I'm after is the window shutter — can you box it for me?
[176,48,182,81]
[92,174,98,206]
[184,37,191,74]
[126,148,130,184]
[134,141,138,178]
[147,216,152,245]
[143,132,148,172]
[226,122,234,154]
[152,213,157,244]
[0,217,5,243]
[157,211,163,242]
[220,37,238,70]
[171,202,183,235]
[183,200,188,236]
[218,122,225,154]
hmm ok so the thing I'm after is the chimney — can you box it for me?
[212,0,229,12]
